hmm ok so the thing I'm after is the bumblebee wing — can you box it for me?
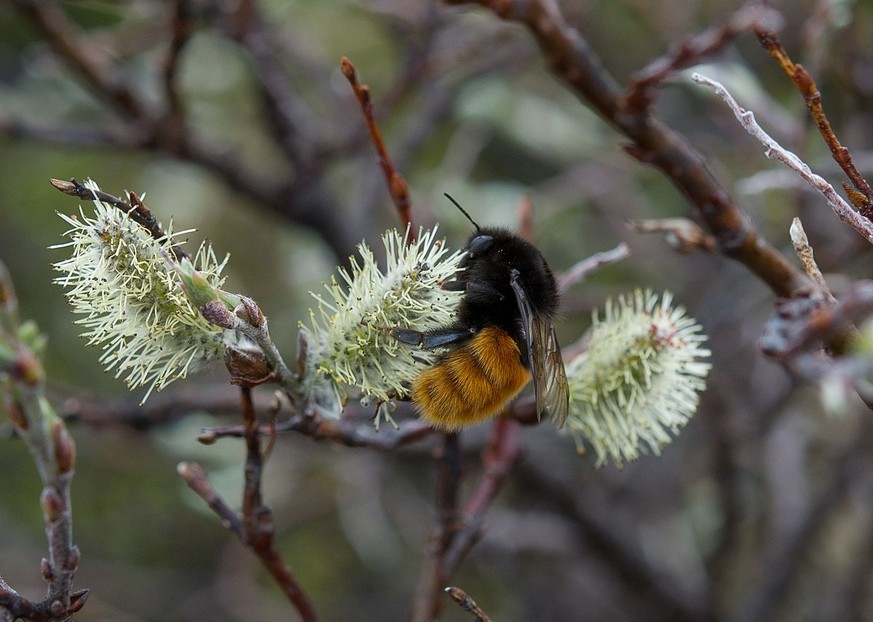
[510,271,570,428]
[536,320,570,428]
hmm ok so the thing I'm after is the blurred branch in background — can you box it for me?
[0,261,88,621]
[178,387,318,622]
[3,0,873,620]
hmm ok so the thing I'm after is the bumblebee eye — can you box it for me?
[467,234,493,257]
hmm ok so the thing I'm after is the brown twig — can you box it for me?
[179,388,319,622]
[760,281,873,363]
[412,432,462,622]
[199,413,436,450]
[0,263,88,621]
[226,0,317,165]
[557,242,630,293]
[177,462,245,535]
[756,28,873,218]
[9,0,148,120]
[442,417,522,577]
[627,218,717,255]
[49,178,188,261]
[411,419,523,621]
[0,578,87,622]
[446,0,812,299]
[625,3,780,114]
[238,387,319,621]
[162,0,194,124]
[11,2,360,263]
[341,56,415,236]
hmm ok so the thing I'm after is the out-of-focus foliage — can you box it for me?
[3,0,873,620]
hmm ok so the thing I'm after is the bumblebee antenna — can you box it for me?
[443,193,480,232]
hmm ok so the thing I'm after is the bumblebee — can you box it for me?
[392,196,569,430]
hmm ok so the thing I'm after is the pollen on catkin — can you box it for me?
[51,179,235,402]
[298,226,464,417]
[566,290,711,467]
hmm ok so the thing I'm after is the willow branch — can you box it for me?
[756,28,873,217]
[178,389,319,622]
[626,3,780,113]
[412,432,462,622]
[446,0,812,298]
[9,0,148,119]
[0,261,87,621]
[341,57,414,235]
[691,73,873,244]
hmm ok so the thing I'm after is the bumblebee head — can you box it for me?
[467,233,494,257]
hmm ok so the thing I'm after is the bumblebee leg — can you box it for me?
[391,326,474,349]
[441,279,466,291]
[441,279,502,299]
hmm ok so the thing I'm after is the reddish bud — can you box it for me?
[12,348,43,386]
[49,178,78,194]
[340,56,356,80]
[843,182,872,212]
[68,589,90,613]
[224,346,271,386]
[41,486,64,523]
[201,300,235,329]
[66,545,81,570]
[240,296,265,328]
[389,172,408,202]
[41,557,55,582]
[52,420,76,475]
[5,398,28,431]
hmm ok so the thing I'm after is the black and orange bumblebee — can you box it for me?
[392,197,569,430]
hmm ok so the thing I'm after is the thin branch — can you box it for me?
[341,57,414,236]
[0,261,87,621]
[557,242,630,293]
[627,218,717,255]
[225,0,317,165]
[238,387,320,622]
[756,28,873,218]
[199,414,435,450]
[177,462,245,537]
[691,72,873,245]
[58,384,242,430]
[441,417,522,578]
[10,0,149,120]
[411,419,523,622]
[49,178,188,260]
[162,0,194,123]
[412,432,462,622]
[789,218,835,303]
[446,0,812,299]
[178,389,319,622]
[625,3,780,113]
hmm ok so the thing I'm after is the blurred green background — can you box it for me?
[3,1,873,620]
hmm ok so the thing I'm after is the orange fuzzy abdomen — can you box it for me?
[411,326,531,430]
